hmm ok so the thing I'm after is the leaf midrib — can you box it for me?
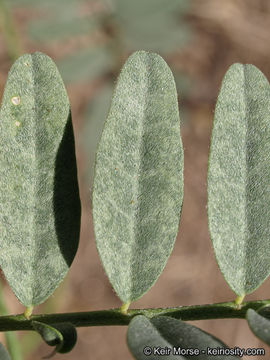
[127,56,150,299]
[27,54,41,300]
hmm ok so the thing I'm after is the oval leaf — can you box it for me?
[32,321,77,358]
[0,343,11,360]
[247,309,270,345]
[207,63,270,296]
[127,315,239,360]
[0,52,81,306]
[92,51,184,303]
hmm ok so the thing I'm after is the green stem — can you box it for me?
[0,299,269,332]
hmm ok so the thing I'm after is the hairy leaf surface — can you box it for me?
[208,63,270,296]
[0,52,81,306]
[127,315,238,360]
[92,51,183,303]
[247,309,270,345]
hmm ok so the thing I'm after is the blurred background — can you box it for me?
[0,0,270,359]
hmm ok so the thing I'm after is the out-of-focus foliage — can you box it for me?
[79,83,113,189]
[105,0,190,52]
[0,0,22,61]
[57,46,112,84]
[8,0,191,81]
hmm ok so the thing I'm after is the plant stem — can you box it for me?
[0,299,269,332]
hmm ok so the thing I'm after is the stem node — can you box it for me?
[234,295,245,309]
[120,302,131,315]
[24,305,34,320]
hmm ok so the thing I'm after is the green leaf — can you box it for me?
[127,315,239,360]
[207,63,270,296]
[32,321,77,357]
[0,52,81,306]
[247,309,270,345]
[92,51,183,303]
[127,316,184,360]
[0,343,11,360]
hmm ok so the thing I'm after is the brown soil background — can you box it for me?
[0,1,270,359]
